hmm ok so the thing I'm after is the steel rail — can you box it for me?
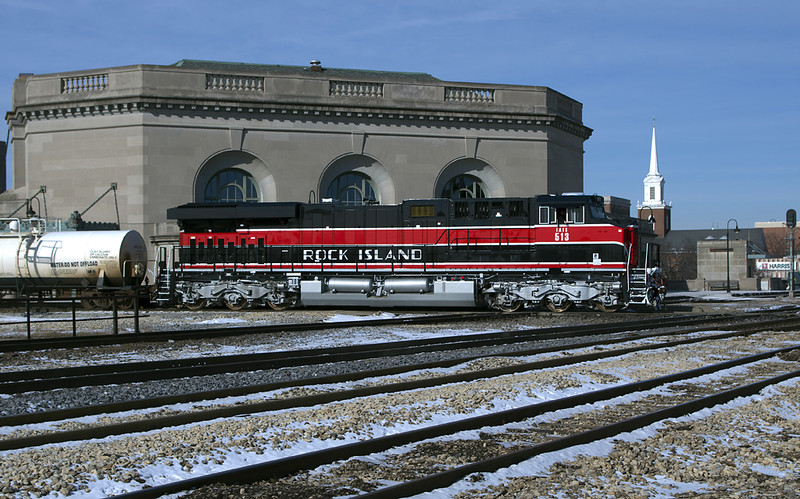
[0,311,505,352]
[0,316,766,429]
[361,369,800,499]
[0,314,749,393]
[107,347,800,499]
[1,312,722,382]
[2,325,797,453]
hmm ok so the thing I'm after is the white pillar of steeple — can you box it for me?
[648,125,659,176]
[642,123,665,208]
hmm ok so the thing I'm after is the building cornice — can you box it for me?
[6,97,592,139]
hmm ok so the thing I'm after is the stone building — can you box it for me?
[2,59,592,252]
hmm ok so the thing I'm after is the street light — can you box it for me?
[726,218,740,293]
[640,206,656,233]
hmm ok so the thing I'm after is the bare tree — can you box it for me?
[662,251,697,281]
[762,227,800,258]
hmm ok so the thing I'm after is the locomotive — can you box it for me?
[0,217,149,307]
[157,195,664,312]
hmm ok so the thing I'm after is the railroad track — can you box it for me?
[0,310,504,352]
[115,348,800,498]
[0,311,797,497]
[0,313,773,394]
[2,321,793,451]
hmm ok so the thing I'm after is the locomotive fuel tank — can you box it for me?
[0,230,148,287]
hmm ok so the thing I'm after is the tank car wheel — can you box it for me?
[82,291,110,310]
[545,295,573,313]
[117,291,135,310]
[224,295,247,311]
[92,295,112,310]
[594,301,622,313]
[183,299,207,310]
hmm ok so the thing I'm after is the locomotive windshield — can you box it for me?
[535,195,611,225]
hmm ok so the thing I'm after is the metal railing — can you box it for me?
[1,289,144,339]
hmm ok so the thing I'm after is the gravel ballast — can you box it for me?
[0,297,798,497]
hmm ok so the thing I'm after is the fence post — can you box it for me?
[112,295,119,335]
[26,294,31,340]
[134,291,140,334]
[72,297,77,337]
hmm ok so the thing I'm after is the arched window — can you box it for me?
[440,174,488,199]
[325,172,379,205]
[204,168,259,203]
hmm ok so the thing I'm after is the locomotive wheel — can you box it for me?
[267,298,290,311]
[183,298,207,310]
[545,295,573,313]
[496,300,522,313]
[594,301,622,313]
[224,295,247,311]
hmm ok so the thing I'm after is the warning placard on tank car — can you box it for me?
[51,260,99,268]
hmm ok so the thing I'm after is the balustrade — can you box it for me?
[61,74,108,93]
[330,80,384,98]
[445,87,494,103]
[206,74,265,92]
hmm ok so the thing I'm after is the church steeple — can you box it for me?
[638,121,671,237]
[648,124,660,176]
[642,123,665,208]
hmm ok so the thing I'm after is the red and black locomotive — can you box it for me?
[156,194,663,312]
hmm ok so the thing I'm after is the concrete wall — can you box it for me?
[693,239,757,291]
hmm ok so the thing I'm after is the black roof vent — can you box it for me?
[309,60,322,72]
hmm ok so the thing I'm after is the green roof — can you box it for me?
[172,59,441,83]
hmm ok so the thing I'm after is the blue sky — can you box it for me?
[1,0,798,229]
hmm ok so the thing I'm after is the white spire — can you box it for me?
[648,123,660,176]
[642,121,665,208]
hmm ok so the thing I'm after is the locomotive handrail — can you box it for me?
[625,243,632,293]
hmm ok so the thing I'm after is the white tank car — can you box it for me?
[0,230,148,287]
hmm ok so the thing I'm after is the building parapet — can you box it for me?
[6,61,590,138]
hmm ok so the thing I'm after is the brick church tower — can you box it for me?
[637,124,671,237]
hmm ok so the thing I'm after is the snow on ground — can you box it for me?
[0,294,797,497]
[1,329,797,497]
[0,355,790,497]
[412,378,800,498]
